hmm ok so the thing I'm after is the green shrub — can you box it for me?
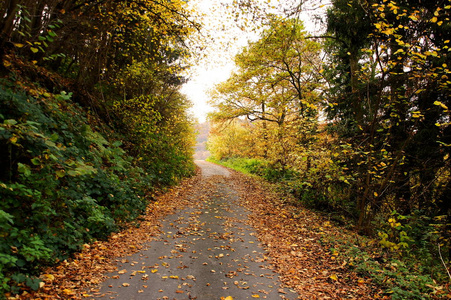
[0,81,152,295]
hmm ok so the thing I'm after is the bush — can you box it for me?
[0,81,152,295]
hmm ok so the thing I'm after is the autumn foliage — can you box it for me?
[0,0,196,296]
[208,0,451,298]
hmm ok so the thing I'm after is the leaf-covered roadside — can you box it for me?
[10,164,381,300]
[207,2,451,297]
[10,161,449,299]
[10,170,201,300]
[229,170,451,299]
[1,0,197,295]
[227,171,379,299]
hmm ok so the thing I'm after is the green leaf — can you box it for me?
[50,133,59,141]
[30,47,39,53]
[55,170,65,178]
[30,158,41,165]
[44,140,57,148]
[17,163,31,177]
[0,210,14,225]
[4,119,17,125]
[26,277,42,291]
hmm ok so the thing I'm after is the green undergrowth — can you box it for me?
[211,157,450,299]
[207,157,298,182]
[320,228,446,300]
[0,79,154,296]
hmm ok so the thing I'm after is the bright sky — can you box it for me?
[180,0,256,123]
[181,0,327,123]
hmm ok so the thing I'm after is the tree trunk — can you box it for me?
[0,0,19,71]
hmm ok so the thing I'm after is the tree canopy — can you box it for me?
[208,1,451,297]
[0,0,198,295]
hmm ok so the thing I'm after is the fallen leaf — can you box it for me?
[42,274,55,281]
[62,289,75,295]
[330,274,338,281]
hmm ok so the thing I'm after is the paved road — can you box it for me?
[93,161,297,300]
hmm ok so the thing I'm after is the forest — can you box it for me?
[207,0,451,298]
[0,0,196,296]
[0,0,450,298]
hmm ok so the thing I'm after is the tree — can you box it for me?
[210,16,323,168]
[325,0,451,239]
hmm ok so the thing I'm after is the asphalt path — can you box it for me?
[93,161,298,300]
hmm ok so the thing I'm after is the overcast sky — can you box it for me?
[181,0,328,123]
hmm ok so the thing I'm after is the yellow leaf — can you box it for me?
[13,43,25,48]
[252,295,260,298]
[223,297,234,300]
[62,289,75,295]
[434,101,448,110]
[43,274,55,281]
[329,274,338,281]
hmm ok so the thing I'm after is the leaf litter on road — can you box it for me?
[13,164,383,300]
